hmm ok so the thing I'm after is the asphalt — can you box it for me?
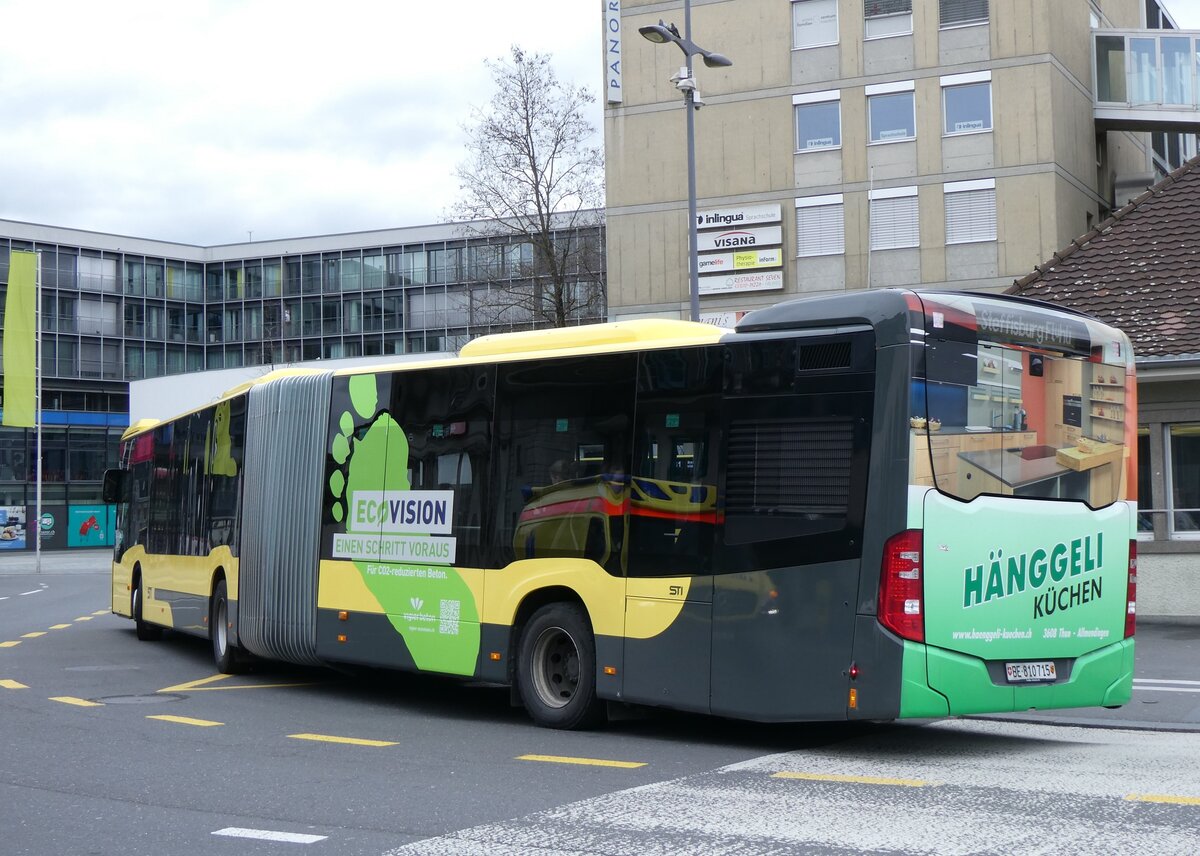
[3,549,1197,732]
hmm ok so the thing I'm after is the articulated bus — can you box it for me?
[103,289,1138,729]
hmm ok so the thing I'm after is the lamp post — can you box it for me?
[639,3,731,323]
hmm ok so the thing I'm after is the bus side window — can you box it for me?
[493,354,636,573]
[391,366,493,568]
[628,347,723,577]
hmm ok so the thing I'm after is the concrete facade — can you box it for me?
[604,0,1172,321]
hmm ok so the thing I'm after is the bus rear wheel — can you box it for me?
[210,580,240,674]
[517,603,604,730]
[132,575,162,641]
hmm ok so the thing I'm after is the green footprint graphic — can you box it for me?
[328,375,408,523]
[326,372,480,676]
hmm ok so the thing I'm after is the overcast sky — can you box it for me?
[3,1,1200,247]
[0,0,604,245]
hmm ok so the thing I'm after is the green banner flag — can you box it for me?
[3,250,37,427]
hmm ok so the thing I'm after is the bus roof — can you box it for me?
[333,318,728,377]
[121,367,329,440]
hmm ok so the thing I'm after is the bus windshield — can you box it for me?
[909,293,1134,506]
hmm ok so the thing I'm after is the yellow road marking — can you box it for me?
[0,641,20,648]
[517,754,647,769]
[159,674,234,693]
[289,733,397,747]
[50,696,102,707]
[148,714,224,727]
[92,610,109,616]
[75,616,94,622]
[49,624,71,630]
[1,679,29,689]
[772,772,932,788]
[21,632,46,638]
[1126,793,1200,805]
[159,673,316,693]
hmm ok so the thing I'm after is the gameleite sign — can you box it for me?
[697,248,783,274]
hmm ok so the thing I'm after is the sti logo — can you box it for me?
[410,597,424,611]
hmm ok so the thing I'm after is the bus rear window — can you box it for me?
[910,342,1131,506]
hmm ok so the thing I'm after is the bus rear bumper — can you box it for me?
[912,638,1135,716]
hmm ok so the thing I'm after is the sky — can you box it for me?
[0,0,604,245]
[1167,0,1200,26]
[3,1,1200,247]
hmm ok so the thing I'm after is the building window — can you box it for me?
[939,0,988,27]
[793,0,838,48]
[944,179,996,244]
[1137,426,1153,535]
[78,255,117,293]
[793,91,841,151]
[864,0,912,38]
[795,195,845,256]
[942,72,992,134]
[1167,424,1200,538]
[869,187,919,250]
[867,82,915,142]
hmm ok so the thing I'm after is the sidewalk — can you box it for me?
[0,549,112,574]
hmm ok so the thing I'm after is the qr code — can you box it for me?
[439,599,460,635]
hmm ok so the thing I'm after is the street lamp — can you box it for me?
[639,4,731,323]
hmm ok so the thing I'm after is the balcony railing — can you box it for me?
[1094,29,1200,131]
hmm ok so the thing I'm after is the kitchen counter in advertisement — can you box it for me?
[957,446,1121,505]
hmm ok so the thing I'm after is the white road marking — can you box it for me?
[1134,678,1200,693]
[383,720,1200,855]
[18,590,41,596]
[212,827,326,844]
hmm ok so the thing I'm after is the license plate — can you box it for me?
[1005,661,1057,683]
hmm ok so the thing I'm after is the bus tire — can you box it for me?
[516,603,605,730]
[210,580,239,674]
[132,575,162,641]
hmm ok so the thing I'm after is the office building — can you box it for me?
[604,0,1200,320]
[0,217,604,549]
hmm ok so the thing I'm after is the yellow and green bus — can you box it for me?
[103,289,1138,728]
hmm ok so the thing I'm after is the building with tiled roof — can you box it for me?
[1010,155,1200,620]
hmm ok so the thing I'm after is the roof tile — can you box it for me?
[1008,155,1200,358]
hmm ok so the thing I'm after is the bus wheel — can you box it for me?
[132,576,162,641]
[210,580,239,674]
[517,603,604,730]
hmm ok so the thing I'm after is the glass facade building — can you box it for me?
[0,217,606,549]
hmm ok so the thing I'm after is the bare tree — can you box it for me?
[451,46,606,329]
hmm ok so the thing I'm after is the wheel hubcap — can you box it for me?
[530,626,580,710]
[215,598,227,655]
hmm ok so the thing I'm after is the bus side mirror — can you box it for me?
[102,469,128,504]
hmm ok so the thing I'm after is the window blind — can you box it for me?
[797,204,845,256]
[940,0,988,26]
[865,0,911,17]
[945,188,996,244]
[869,196,919,250]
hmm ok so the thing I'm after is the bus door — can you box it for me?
[622,348,722,714]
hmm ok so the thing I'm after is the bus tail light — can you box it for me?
[879,529,924,643]
[1125,540,1137,639]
